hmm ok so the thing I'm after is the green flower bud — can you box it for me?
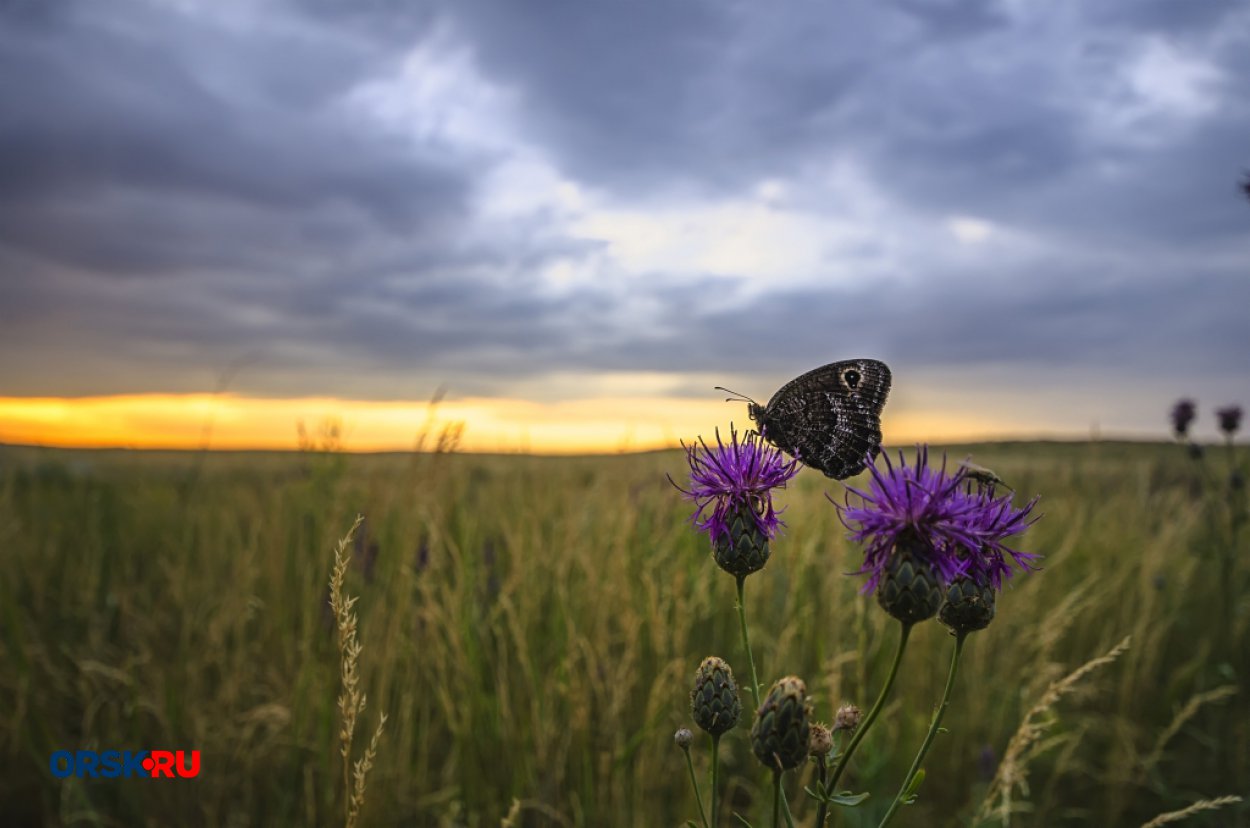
[751,676,811,772]
[939,576,996,634]
[691,656,742,736]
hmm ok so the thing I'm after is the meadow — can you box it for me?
[0,437,1246,827]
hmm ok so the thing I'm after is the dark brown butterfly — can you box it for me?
[720,359,892,479]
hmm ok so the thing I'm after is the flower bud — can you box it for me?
[751,676,811,772]
[833,703,861,733]
[690,656,742,736]
[939,576,996,634]
[674,728,693,750]
[808,723,833,759]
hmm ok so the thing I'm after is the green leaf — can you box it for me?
[829,791,870,807]
[905,770,925,800]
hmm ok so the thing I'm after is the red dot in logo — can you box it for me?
[142,757,155,772]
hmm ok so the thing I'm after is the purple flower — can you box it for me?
[837,447,1040,594]
[1216,405,1242,437]
[1171,399,1197,438]
[671,424,800,546]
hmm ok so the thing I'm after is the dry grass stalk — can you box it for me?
[1138,795,1243,827]
[977,635,1132,825]
[1143,685,1238,772]
[330,515,386,828]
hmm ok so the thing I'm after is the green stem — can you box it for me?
[736,575,761,707]
[735,574,794,824]
[825,621,912,796]
[877,632,967,828]
[710,734,720,827]
[772,771,782,828]
[813,756,830,826]
[683,747,710,828]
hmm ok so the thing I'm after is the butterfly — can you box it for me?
[719,359,892,479]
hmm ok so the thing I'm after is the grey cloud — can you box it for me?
[0,0,1247,425]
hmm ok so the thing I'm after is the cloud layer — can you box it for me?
[2,0,1248,434]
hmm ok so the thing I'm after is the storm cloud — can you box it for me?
[1,0,1247,433]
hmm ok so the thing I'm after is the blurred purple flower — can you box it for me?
[670,424,799,546]
[1171,399,1197,438]
[837,446,1040,594]
[1216,405,1242,437]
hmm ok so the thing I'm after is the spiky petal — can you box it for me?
[672,424,800,548]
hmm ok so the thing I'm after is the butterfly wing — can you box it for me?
[757,359,892,479]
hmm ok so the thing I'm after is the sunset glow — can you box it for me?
[0,394,1049,454]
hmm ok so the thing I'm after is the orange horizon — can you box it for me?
[0,392,1111,454]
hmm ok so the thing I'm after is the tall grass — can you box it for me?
[0,440,1245,826]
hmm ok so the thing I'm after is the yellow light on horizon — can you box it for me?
[0,393,1044,453]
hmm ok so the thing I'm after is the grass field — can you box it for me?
[0,438,1246,827]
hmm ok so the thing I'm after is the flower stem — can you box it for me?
[813,755,830,826]
[772,771,782,828]
[735,574,794,825]
[735,575,761,707]
[825,621,912,796]
[710,734,720,826]
[877,631,967,827]
[683,746,710,828]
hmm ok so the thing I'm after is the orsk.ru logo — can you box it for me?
[49,750,201,779]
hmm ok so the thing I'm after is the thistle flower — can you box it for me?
[1216,405,1242,437]
[751,676,811,772]
[837,447,1041,619]
[1171,399,1197,438]
[690,656,742,736]
[672,424,800,577]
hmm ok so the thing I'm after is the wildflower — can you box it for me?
[672,425,800,577]
[1171,399,1197,438]
[837,447,1040,622]
[751,676,811,772]
[1216,405,1242,437]
[690,657,742,736]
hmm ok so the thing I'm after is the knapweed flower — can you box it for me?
[1216,405,1242,437]
[672,425,800,577]
[837,447,1040,623]
[1171,399,1197,438]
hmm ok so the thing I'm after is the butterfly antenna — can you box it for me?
[714,386,758,405]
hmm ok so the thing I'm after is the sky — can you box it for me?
[1,0,1248,453]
